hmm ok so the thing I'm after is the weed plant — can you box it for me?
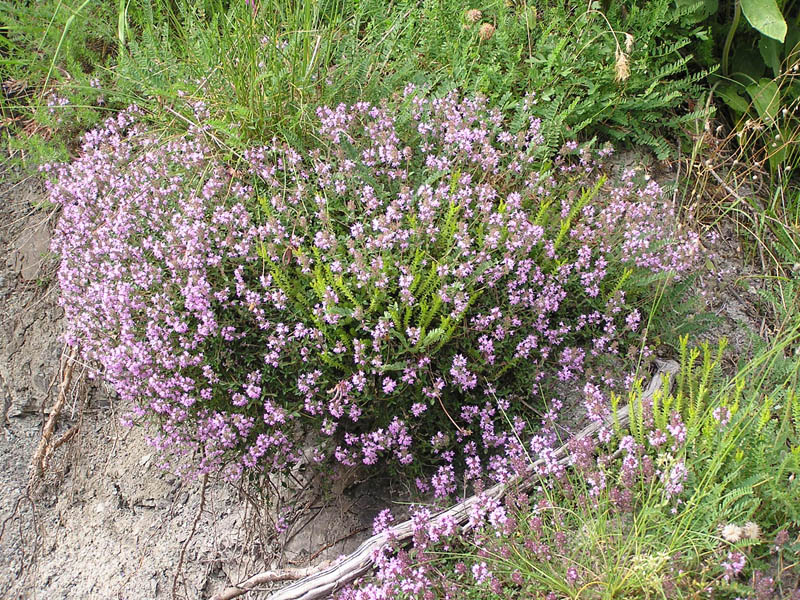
[676,0,800,298]
[0,0,118,164]
[114,0,714,155]
[3,0,712,163]
[379,0,712,158]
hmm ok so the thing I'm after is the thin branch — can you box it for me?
[173,473,209,600]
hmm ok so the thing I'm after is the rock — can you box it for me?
[7,218,51,282]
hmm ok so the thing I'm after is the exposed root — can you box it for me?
[172,473,209,600]
[211,359,680,600]
[28,345,79,488]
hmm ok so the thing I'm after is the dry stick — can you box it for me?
[212,359,680,600]
[29,345,79,485]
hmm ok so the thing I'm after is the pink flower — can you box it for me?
[382,377,397,395]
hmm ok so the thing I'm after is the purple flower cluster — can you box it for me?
[48,89,704,478]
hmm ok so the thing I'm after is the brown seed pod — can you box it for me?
[478,23,495,41]
[465,9,482,23]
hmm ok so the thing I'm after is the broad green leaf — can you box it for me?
[741,0,787,42]
[731,46,765,83]
[758,35,782,77]
[746,78,781,124]
[717,84,750,114]
[768,139,786,171]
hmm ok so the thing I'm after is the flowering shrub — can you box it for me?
[48,90,702,478]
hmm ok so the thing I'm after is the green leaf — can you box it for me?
[758,35,782,77]
[380,361,407,372]
[419,327,445,349]
[675,0,718,22]
[741,0,787,43]
[730,46,766,84]
[746,78,781,124]
[717,84,751,114]
[785,22,800,58]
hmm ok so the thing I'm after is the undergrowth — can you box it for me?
[337,334,800,600]
[2,0,713,162]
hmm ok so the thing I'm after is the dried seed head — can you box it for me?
[743,522,761,540]
[614,48,630,82]
[465,9,482,23]
[478,23,496,41]
[624,33,634,54]
[721,523,743,543]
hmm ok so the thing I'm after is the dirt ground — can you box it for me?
[0,169,397,600]
[0,154,768,599]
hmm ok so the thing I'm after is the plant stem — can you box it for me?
[41,0,95,96]
[722,0,741,77]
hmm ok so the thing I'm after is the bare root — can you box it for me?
[28,345,80,488]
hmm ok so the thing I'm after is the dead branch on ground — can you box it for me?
[28,345,80,489]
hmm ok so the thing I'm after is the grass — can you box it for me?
[3,0,713,157]
[1,0,799,598]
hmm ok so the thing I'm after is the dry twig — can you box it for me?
[28,345,79,487]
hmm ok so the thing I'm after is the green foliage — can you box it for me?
[503,335,800,597]
[375,0,712,158]
[632,333,800,536]
[3,0,715,164]
[116,0,387,145]
[686,0,800,174]
[107,0,716,156]
[0,0,118,167]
